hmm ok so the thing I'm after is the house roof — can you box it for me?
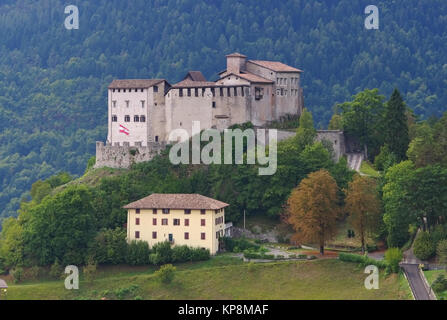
[0,279,7,289]
[221,72,273,84]
[248,60,303,73]
[123,193,229,210]
[183,71,207,82]
[108,79,165,89]
[172,79,217,88]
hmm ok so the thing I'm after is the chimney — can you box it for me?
[226,53,247,74]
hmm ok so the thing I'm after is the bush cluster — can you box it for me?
[413,231,436,261]
[338,252,388,269]
[222,237,260,253]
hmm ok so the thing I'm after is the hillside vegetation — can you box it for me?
[1,0,447,219]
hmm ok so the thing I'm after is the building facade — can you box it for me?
[124,193,229,255]
[95,53,304,168]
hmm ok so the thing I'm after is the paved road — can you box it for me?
[401,264,432,300]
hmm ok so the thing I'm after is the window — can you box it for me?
[162,218,168,226]
[155,136,159,142]
[112,100,117,108]
[241,87,245,97]
[135,231,140,239]
[234,87,238,96]
[201,219,206,226]
[179,89,183,97]
[201,233,206,240]
[136,209,140,214]
[185,209,191,215]
[118,89,121,93]
[255,87,263,100]
[141,88,144,92]
[187,88,191,97]
[153,86,158,93]
[201,209,206,215]
[134,115,140,122]
[162,209,170,214]
[112,115,117,122]
[202,88,206,96]
[123,89,126,93]
[113,89,116,93]
[185,219,189,226]
[173,219,180,226]
[140,115,146,122]
[136,218,140,225]
[153,218,157,226]
[152,232,157,239]
[194,88,199,97]
[185,232,189,240]
[220,88,224,96]
[211,88,215,97]
[141,100,145,108]
[227,87,231,97]
[153,209,157,214]
[124,115,130,122]
[212,101,216,108]
[125,100,130,108]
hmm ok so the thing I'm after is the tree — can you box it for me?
[286,169,340,255]
[295,108,317,150]
[155,264,176,284]
[345,175,382,253]
[436,240,447,268]
[383,89,410,161]
[384,248,403,273]
[413,231,436,260]
[328,114,343,130]
[339,89,385,158]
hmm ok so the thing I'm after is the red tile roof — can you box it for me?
[108,79,165,89]
[220,72,273,84]
[183,71,207,82]
[172,79,217,88]
[123,193,229,210]
[248,60,303,73]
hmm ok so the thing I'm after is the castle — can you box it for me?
[95,53,304,168]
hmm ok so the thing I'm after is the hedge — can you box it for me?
[338,252,388,269]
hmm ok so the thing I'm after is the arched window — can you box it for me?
[140,115,146,122]
[112,115,117,122]
[134,115,140,122]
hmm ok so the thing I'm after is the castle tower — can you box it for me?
[226,52,247,74]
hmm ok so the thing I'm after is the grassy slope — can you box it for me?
[6,259,411,300]
[360,162,381,178]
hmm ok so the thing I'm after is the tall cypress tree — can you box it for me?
[383,89,410,161]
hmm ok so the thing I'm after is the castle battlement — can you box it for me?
[95,52,304,169]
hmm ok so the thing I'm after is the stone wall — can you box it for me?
[95,141,167,169]
[315,130,346,161]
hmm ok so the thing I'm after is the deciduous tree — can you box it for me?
[286,169,340,255]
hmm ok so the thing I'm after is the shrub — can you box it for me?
[126,240,151,265]
[49,259,64,279]
[437,239,447,266]
[190,248,210,261]
[152,241,172,264]
[432,274,447,295]
[298,254,307,259]
[83,257,97,284]
[155,264,176,284]
[289,254,297,259]
[222,237,259,252]
[308,255,317,260]
[384,248,403,273]
[432,224,447,247]
[88,228,127,265]
[11,267,24,283]
[413,231,436,260]
[27,265,41,280]
[338,253,388,269]
[275,255,284,260]
[172,245,192,263]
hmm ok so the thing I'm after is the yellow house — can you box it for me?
[124,193,229,255]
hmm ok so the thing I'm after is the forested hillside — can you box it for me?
[0,0,447,220]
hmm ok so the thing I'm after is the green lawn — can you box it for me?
[360,161,381,178]
[5,259,411,300]
[424,269,447,300]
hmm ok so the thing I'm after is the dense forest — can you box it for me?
[0,0,447,221]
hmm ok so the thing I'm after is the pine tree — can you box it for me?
[383,89,410,161]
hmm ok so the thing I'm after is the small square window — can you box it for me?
[153,209,157,214]
[201,219,206,226]
[135,231,140,239]
[174,219,180,226]
[185,219,189,226]
[201,233,206,240]
[185,209,191,215]
[136,209,140,214]
[136,218,140,225]
[152,232,157,239]
[162,209,170,214]
[212,102,216,108]
[153,86,158,93]
[185,232,189,240]
[153,218,157,226]
[201,209,206,215]
[162,218,168,225]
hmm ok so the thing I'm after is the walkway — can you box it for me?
[347,153,363,172]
